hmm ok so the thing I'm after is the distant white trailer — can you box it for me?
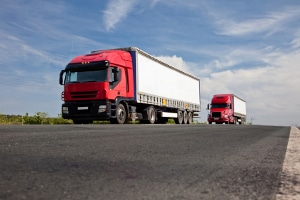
[233,95,246,118]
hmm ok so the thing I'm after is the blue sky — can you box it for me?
[1,0,299,126]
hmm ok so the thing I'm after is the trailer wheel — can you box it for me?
[233,117,237,125]
[187,112,193,124]
[175,110,183,124]
[183,111,188,124]
[115,103,128,124]
[147,106,156,124]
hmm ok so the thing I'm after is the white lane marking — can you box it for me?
[276,126,300,200]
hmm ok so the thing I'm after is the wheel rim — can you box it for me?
[148,106,156,124]
[183,111,188,124]
[178,111,183,124]
[187,112,193,124]
[117,104,127,124]
[118,109,124,120]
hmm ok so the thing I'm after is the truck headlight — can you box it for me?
[61,92,64,101]
[224,115,228,118]
[62,107,69,114]
[98,105,107,113]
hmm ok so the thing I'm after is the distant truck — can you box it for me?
[59,47,200,124]
[207,94,246,124]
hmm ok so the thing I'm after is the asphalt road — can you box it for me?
[0,125,291,200]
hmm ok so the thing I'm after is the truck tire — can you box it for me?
[115,103,128,124]
[183,110,188,124]
[175,110,183,124]
[147,106,156,124]
[239,118,245,125]
[187,112,193,124]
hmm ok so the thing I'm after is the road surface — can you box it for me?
[0,125,295,199]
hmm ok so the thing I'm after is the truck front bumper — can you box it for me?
[208,117,230,124]
[62,101,111,120]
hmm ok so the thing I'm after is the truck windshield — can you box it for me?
[64,64,108,84]
[211,104,228,108]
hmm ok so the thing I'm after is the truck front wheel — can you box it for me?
[115,103,128,124]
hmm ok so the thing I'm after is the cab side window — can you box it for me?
[109,66,121,89]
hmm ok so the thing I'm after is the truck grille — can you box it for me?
[212,112,221,117]
[70,91,98,99]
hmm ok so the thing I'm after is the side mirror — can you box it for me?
[59,70,65,85]
[110,67,119,83]
[206,104,210,110]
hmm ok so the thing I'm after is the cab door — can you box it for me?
[108,66,127,99]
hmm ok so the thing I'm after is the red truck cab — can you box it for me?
[59,50,134,124]
[207,94,234,124]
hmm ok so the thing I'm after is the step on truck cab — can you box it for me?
[59,47,201,124]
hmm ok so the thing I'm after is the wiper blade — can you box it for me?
[84,80,97,82]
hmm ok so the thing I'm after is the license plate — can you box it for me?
[78,106,88,110]
[214,117,219,120]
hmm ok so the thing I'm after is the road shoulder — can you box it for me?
[276,126,300,199]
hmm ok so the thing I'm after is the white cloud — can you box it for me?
[208,6,300,36]
[290,38,300,49]
[103,0,138,31]
[149,0,161,7]
[215,17,276,36]
[0,34,66,67]
[154,55,192,74]
[102,0,163,31]
[197,47,265,77]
